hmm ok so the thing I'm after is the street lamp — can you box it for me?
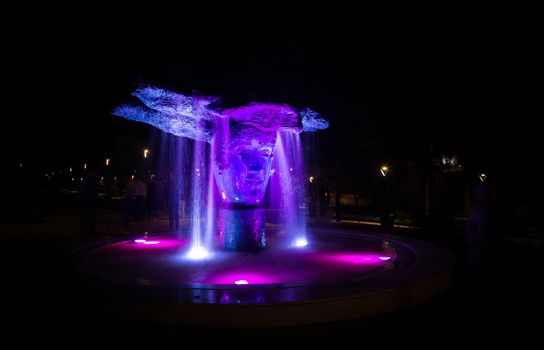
[143,149,149,158]
[380,165,389,177]
[105,158,110,166]
[478,173,487,182]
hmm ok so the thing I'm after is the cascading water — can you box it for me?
[269,131,308,247]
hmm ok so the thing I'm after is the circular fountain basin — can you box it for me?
[65,227,453,327]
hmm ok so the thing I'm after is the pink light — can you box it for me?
[207,272,276,284]
[328,253,391,265]
[134,239,160,245]
[221,191,227,200]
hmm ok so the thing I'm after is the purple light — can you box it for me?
[123,237,188,249]
[328,253,392,265]
[221,191,227,200]
[134,239,160,245]
[207,272,276,285]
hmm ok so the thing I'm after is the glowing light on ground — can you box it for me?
[134,239,161,245]
[143,240,160,245]
[294,238,308,247]
[327,253,394,265]
[186,246,212,260]
[208,272,275,285]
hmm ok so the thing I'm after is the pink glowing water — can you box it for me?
[85,233,398,286]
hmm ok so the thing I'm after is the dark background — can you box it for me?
[1,3,542,346]
[3,2,540,206]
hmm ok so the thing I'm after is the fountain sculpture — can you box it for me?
[113,85,328,251]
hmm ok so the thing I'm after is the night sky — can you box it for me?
[4,3,538,191]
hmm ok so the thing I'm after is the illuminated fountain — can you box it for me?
[113,86,327,253]
[65,85,453,327]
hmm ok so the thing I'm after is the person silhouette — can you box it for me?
[464,182,506,272]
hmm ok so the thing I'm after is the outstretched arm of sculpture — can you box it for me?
[112,84,328,142]
[300,108,329,132]
[112,104,213,142]
[132,86,218,119]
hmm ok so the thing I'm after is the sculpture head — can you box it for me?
[213,123,275,205]
[212,103,304,205]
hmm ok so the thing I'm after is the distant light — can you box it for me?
[131,175,135,180]
[479,173,487,182]
[100,176,104,181]
[289,167,293,172]
[69,167,72,172]
[221,192,227,200]
[105,158,110,166]
[19,163,23,168]
[71,177,75,181]
[186,246,211,260]
[380,166,389,177]
[143,149,149,158]
[83,163,87,169]
[294,238,308,247]
[114,177,117,181]
[134,239,146,243]
[379,256,391,261]
[309,176,314,183]
[234,280,249,285]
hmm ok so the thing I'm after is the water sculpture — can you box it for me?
[113,85,328,251]
[63,84,453,327]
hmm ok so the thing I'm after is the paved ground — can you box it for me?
[1,208,542,348]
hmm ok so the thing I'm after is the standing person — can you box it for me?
[81,167,99,234]
[464,182,506,272]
